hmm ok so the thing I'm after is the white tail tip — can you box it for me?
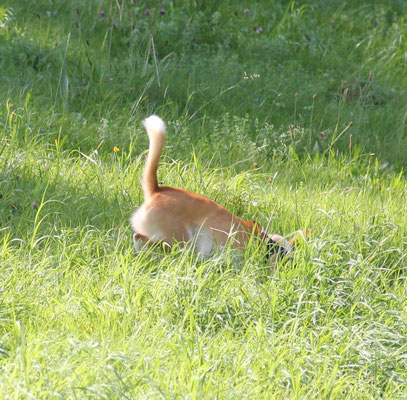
[143,115,166,134]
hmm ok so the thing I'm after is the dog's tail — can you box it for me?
[142,115,166,199]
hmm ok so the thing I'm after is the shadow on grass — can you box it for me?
[0,162,139,246]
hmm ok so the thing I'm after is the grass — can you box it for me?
[1,0,407,398]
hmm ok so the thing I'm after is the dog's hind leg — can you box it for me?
[132,232,150,251]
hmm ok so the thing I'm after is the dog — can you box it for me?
[130,115,295,259]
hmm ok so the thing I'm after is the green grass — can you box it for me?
[1,0,407,398]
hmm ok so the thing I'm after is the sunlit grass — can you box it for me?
[1,0,407,398]
[1,131,406,397]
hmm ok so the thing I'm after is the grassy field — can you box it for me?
[1,0,407,398]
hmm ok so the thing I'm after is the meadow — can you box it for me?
[1,0,407,398]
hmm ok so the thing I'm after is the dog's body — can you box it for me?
[130,115,292,257]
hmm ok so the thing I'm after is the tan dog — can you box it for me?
[130,115,293,258]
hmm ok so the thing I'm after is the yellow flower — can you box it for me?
[113,146,120,152]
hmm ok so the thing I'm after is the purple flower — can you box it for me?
[144,9,150,15]
[159,9,165,15]
[244,9,250,14]
[320,131,327,137]
[98,10,105,17]
[32,201,38,209]
[256,27,263,33]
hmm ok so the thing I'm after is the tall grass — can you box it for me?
[1,0,407,398]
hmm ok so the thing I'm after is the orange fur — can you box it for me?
[130,115,291,257]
